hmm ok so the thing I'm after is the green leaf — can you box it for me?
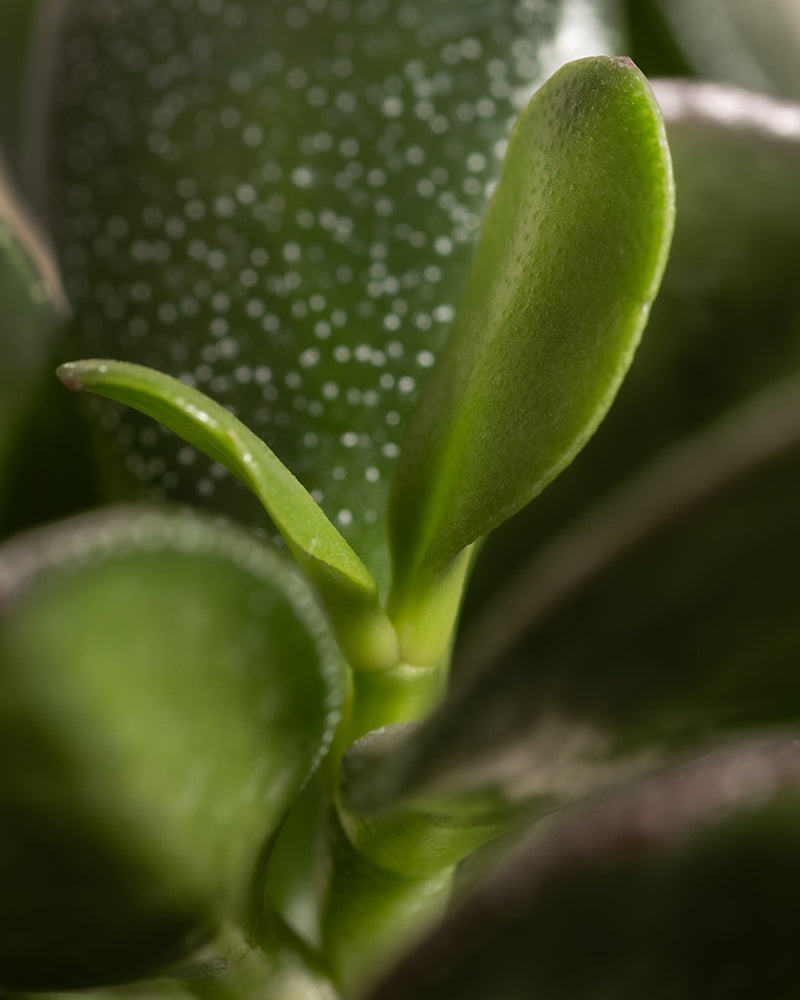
[0,506,344,990]
[365,737,800,1000]
[335,725,515,880]
[0,157,66,508]
[57,359,398,673]
[651,0,800,100]
[0,0,41,171]
[42,0,621,591]
[466,79,800,615]
[387,55,675,665]
[367,370,800,823]
[319,806,454,997]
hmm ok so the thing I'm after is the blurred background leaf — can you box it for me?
[365,737,800,1000]
[0,506,343,991]
[0,0,44,176]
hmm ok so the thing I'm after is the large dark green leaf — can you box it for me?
[0,507,343,990]
[42,0,620,588]
[365,737,800,1000]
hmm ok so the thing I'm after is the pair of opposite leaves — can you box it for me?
[0,55,674,992]
[60,55,675,674]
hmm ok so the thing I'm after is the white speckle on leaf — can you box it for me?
[47,0,613,579]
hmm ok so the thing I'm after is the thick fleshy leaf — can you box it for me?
[0,507,343,990]
[42,0,621,589]
[339,370,800,827]
[0,156,66,507]
[466,80,800,613]
[387,56,674,665]
[57,359,398,673]
[366,737,800,1000]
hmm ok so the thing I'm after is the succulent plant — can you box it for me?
[2,2,800,998]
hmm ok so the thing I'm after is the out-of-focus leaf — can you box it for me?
[467,80,800,614]
[339,370,800,824]
[0,507,344,991]
[365,737,800,1000]
[42,0,621,589]
[0,1,41,170]
[654,0,800,100]
[57,359,398,673]
[0,156,65,507]
[619,0,693,78]
[386,55,674,666]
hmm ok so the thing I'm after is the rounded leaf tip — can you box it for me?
[56,362,85,392]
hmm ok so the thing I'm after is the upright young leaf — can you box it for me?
[387,56,675,665]
[57,359,399,673]
[466,80,800,620]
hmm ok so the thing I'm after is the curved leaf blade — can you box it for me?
[387,56,675,663]
[467,80,800,613]
[0,506,344,990]
[57,359,398,672]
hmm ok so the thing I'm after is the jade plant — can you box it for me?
[2,2,800,998]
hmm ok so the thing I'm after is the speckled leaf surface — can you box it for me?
[42,0,621,588]
[466,81,800,613]
[365,738,800,1000]
[0,507,343,991]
